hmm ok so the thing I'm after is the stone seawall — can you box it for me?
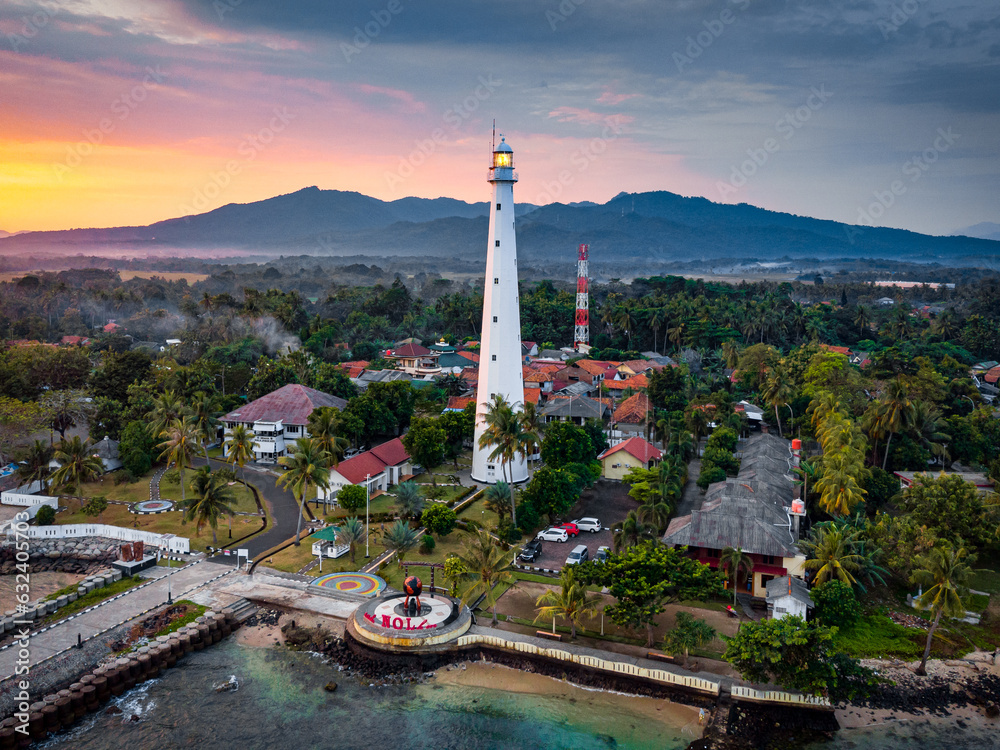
[0,609,241,747]
[0,538,117,576]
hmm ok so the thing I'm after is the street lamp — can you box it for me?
[365,473,371,559]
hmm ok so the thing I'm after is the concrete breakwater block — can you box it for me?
[0,609,241,744]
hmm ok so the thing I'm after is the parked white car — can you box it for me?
[573,517,602,533]
[536,527,569,543]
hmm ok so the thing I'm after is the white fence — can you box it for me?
[730,685,831,708]
[455,633,720,696]
[0,491,56,507]
[12,524,191,554]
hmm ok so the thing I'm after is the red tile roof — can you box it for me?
[985,366,1000,384]
[575,359,614,376]
[458,351,480,363]
[60,335,89,346]
[524,371,552,383]
[335,452,387,484]
[389,343,432,357]
[599,437,662,464]
[445,396,475,411]
[819,344,852,356]
[369,437,410,467]
[619,359,653,374]
[605,374,649,390]
[522,389,541,405]
[613,393,651,424]
[222,384,347,426]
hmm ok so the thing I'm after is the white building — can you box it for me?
[317,437,412,503]
[472,136,528,485]
[221,383,347,462]
[765,575,814,620]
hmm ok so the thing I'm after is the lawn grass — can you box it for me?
[55,501,263,553]
[149,600,207,639]
[457,496,500,528]
[832,612,924,658]
[263,533,387,574]
[41,575,146,624]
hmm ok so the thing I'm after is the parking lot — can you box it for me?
[521,480,635,572]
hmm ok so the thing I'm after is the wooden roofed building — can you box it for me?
[662,433,806,599]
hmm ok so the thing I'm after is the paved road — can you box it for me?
[193,458,306,561]
[0,560,233,681]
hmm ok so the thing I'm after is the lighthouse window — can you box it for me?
[493,316,497,323]
[494,278,499,284]
[492,355,496,361]
[496,203,501,210]
[495,240,500,247]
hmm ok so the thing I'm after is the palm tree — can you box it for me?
[383,519,419,566]
[478,394,531,527]
[15,440,54,493]
[519,400,543,464]
[649,306,667,354]
[662,612,717,668]
[814,448,868,516]
[50,436,104,508]
[335,516,366,564]
[224,424,255,486]
[148,390,188,438]
[438,373,469,397]
[276,437,331,545]
[157,416,200,505]
[909,401,951,462]
[852,304,871,338]
[455,527,517,626]
[611,510,656,552]
[534,567,600,639]
[484,481,513,519]
[189,391,221,458]
[184,466,237,544]
[637,496,671,533]
[878,381,915,470]
[911,543,971,676]
[800,527,864,586]
[761,369,794,437]
[395,480,425,520]
[306,407,349,470]
[719,546,754,605]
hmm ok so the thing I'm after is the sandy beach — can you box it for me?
[434,660,705,741]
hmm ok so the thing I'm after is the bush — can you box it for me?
[35,505,55,526]
[337,484,367,512]
[420,534,435,554]
[497,515,521,543]
[83,496,108,519]
[696,464,727,490]
[706,426,738,453]
[515,496,541,533]
[812,580,861,628]
[122,449,151,477]
[832,613,922,658]
[421,503,457,536]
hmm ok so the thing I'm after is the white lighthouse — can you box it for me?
[471,135,528,485]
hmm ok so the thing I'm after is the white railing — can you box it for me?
[454,634,720,695]
[731,685,831,707]
[10,524,190,553]
[1,492,58,508]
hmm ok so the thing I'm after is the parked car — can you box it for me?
[595,545,611,563]
[565,544,589,566]
[536,527,569,543]
[557,522,580,537]
[573,517,602,533]
[518,539,543,562]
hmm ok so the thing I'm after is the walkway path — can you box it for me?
[0,559,232,681]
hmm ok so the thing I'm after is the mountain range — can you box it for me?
[1,187,997,265]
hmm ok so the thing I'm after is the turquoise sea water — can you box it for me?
[39,640,698,750]
[38,640,1000,749]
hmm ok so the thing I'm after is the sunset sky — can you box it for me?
[1,0,997,236]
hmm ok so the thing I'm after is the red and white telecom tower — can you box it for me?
[574,243,589,349]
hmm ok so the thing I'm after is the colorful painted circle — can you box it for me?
[132,500,176,514]
[311,573,386,596]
